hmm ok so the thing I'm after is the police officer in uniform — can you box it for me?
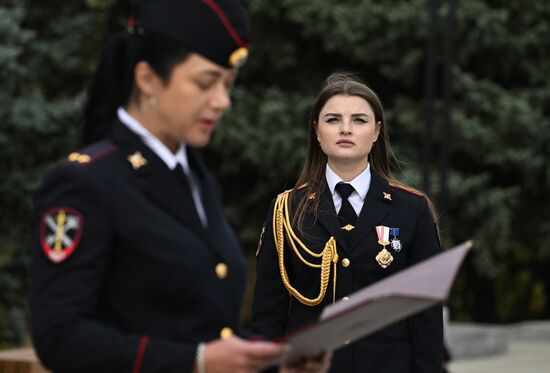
[251,72,444,372]
[30,1,329,372]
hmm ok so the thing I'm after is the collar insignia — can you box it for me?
[127,151,147,170]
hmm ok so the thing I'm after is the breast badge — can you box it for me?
[390,227,402,252]
[40,207,83,263]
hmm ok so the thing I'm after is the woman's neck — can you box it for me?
[327,158,369,182]
[125,103,179,153]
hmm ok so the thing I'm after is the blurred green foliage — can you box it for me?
[1,0,549,346]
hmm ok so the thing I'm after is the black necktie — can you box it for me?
[335,183,358,227]
[173,164,190,188]
[173,164,207,227]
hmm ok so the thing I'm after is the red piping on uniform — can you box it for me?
[128,16,135,31]
[87,144,118,165]
[132,336,149,373]
[201,0,248,47]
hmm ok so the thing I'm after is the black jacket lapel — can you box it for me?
[316,184,349,254]
[109,122,206,239]
[349,172,393,251]
[185,147,239,264]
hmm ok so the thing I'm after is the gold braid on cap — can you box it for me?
[273,190,339,306]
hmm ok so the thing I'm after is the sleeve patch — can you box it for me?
[39,207,84,263]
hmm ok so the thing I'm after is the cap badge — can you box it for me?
[229,47,249,68]
[40,207,83,263]
[127,151,148,170]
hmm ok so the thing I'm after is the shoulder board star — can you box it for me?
[383,192,392,201]
[127,151,148,170]
[66,140,117,166]
[67,152,91,164]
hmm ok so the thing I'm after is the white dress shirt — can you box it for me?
[117,107,208,227]
[325,163,372,216]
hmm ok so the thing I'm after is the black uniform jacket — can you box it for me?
[251,172,443,373]
[30,121,246,373]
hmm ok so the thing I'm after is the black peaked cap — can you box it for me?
[134,0,250,68]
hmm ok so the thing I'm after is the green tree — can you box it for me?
[209,0,550,322]
[0,0,112,346]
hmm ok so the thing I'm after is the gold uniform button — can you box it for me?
[220,327,233,339]
[342,296,350,301]
[215,263,228,279]
[342,258,350,268]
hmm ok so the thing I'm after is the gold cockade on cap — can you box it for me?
[229,47,249,68]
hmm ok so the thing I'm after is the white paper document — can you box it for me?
[278,241,472,362]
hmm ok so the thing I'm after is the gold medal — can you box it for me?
[376,248,394,268]
[375,225,393,268]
